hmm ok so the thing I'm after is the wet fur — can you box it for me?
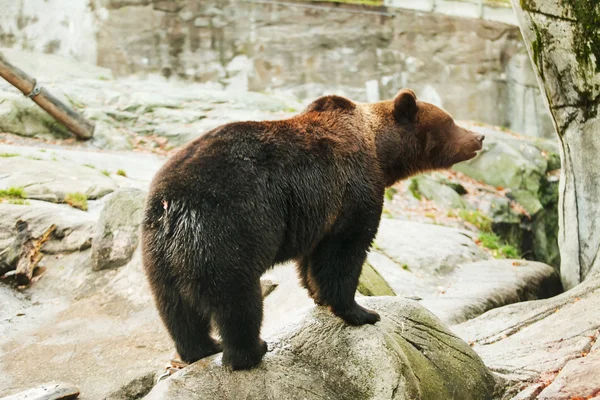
[141,89,483,370]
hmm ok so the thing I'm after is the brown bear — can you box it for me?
[141,89,484,370]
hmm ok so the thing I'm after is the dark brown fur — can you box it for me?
[141,89,484,370]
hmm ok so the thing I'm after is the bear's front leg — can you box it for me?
[305,226,380,326]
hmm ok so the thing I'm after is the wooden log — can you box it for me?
[0,220,35,276]
[13,221,56,286]
[0,382,79,400]
[0,51,94,140]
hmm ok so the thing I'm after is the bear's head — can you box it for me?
[373,89,484,184]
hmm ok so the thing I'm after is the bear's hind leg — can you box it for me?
[296,259,324,305]
[152,280,222,364]
[211,278,267,370]
[307,232,380,326]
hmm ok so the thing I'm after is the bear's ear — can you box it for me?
[393,89,417,123]
[306,95,355,113]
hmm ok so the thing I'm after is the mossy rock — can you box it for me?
[357,262,396,296]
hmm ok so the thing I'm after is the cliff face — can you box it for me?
[0,0,553,138]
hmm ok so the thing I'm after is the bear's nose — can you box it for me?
[476,134,485,143]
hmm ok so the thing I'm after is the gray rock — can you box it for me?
[411,174,467,209]
[0,91,70,139]
[0,156,117,203]
[369,226,560,324]
[417,260,560,324]
[453,126,561,268]
[260,274,279,298]
[373,219,488,276]
[453,129,549,194]
[144,297,498,400]
[454,274,600,399]
[91,188,146,271]
[0,144,166,190]
[0,200,95,254]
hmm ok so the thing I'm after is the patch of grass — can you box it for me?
[0,187,26,200]
[101,170,110,177]
[64,192,88,211]
[384,187,397,201]
[84,164,96,169]
[479,232,500,250]
[478,232,521,259]
[401,264,410,271]
[116,169,127,177]
[499,244,520,259]
[447,209,458,218]
[408,178,422,200]
[8,199,30,205]
[0,153,19,158]
[38,149,46,153]
[382,208,393,218]
[458,209,492,232]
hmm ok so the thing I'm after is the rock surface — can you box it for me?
[0,200,95,253]
[0,156,117,202]
[91,188,146,271]
[144,297,498,400]
[373,219,488,276]
[454,274,600,399]
[366,219,561,324]
[454,125,561,268]
[0,251,173,400]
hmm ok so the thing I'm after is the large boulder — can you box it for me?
[452,125,561,268]
[364,220,560,324]
[91,188,147,271]
[454,274,600,399]
[0,156,117,203]
[144,297,499,400]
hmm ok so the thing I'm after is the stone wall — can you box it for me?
[0,0,554,138]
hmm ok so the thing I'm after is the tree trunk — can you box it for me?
[510,0,600,290]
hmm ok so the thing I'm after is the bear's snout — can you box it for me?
[476,134,485,144]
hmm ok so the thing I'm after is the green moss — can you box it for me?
[562,0,600,73]
[357,262,396,297]
[500,244,520,258]
[64,192,88,211]
[7,199,30,205]
[458,210,492,232]
[384,187,397,201]
[545,152,561,171]
[0,153,19,157]
[116,169,127,177]
[408,178,422,200]
[401,264,410,271]
[0,187,26,199]
[382,208,393,218]
[101,169,110,177]
[479,232,521,259]
[84,164,95,169]
[530,21,546,82]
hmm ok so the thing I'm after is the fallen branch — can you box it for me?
[0,220,56,285]
[15,221,56,285]
[0,382,79,400]
[0,51,94,140]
